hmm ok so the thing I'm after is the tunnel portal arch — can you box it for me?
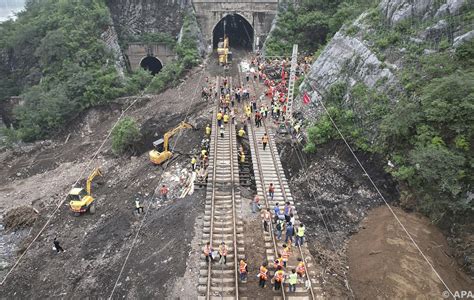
[212,14,254,50]
[140,56,163,75]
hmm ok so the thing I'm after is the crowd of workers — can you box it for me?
[197,55,313,293]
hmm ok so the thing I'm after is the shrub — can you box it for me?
[111,117,141,155]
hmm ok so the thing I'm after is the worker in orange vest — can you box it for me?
[239,259,248,282]
[218,242,227,264]
[202,241,213,263]
[274,254,284,270]
[281,244,290,268]
[262,133,269,150]
[258,262,268,288]
[296,257,306,277]
[273,266,285,291]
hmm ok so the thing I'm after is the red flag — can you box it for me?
[303,92,311,104]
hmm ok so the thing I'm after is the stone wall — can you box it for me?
[193,0,279,49]
[107,0,189,40]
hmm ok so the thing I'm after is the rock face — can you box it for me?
[295,16,397,121]
[107,0,189,39]
[101,23,126,78]
[379,0,466,25]
[296,0,469,123]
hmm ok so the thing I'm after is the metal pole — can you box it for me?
[285,44,298,123]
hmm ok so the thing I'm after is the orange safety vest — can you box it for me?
[282,248,290,261]
[274,270,285,283]
[239,262,247,274]
[262,135,269,143]
[259,266,268,280]
[274,257,283,269]
[219,245,227,256]
[297,261,306,275]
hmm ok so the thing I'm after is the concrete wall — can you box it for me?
[126,43,176,71]
[192,0,279,50]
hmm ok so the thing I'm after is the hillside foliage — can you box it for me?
[265,0,378,56]
[303,7,474,224]
[0,1,200,142]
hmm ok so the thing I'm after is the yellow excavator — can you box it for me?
[68,168,102,216]
[149,122,193,165]
[217,36,231,65]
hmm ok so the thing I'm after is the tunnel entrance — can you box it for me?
[140,56,163,75]
[213,14,254,50]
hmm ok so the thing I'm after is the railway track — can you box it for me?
[198,76,244,299]
[242,64,320,299]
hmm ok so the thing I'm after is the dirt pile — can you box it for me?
[278,139,398,296]
[348,206,473,298]
[4,206,38,231]
[0,66,212,298]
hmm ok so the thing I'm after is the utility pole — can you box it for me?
[285,44,298,123]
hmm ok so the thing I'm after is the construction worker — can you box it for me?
[284,201,293,223]
[239,150,245,163]
[203,241,213,263]
[296,223,305,246]
[219,242,227,264]
[223,113,229,124]
[217,111,223,127]
[53,238,65,253]
[191,156,197,171]
[220,124,225,138]
[288,269,298,292]
[268,183,275,200]
[262,133,269,150]
[296,257,306,277]
[205,124,211,136]
[239,259,248,282]
[252,195,261,213]
[281,244,290,268]
[160,185,169,201]
[238,127,245,138]
[261,208,271,232]
[258,262,268,288]
[285,222,294,244]
[273,266,285,291]
[276,218,285,240]
[201,148,207,159]
[135,198,144,214]
[274,254,284,270]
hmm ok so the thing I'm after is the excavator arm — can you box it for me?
[86,168,102,196]
[163,122,194,151]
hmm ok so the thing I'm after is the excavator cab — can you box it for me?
[149,122,193,165]
[68,168,102,215]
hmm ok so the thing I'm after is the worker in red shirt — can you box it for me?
[160,184,169,201]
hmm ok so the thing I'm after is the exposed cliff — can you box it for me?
[107,0,189,42]
[295,0,473,276]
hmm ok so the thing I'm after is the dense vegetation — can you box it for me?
[304,5,474,224]
[111,117,141,155]
[265,0,378,56]
[0,1,200,143]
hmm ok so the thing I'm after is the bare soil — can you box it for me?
[0,65,212,298]
[279,138,473,297]
[348,206,473,299]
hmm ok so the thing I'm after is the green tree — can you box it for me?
[111,117,142,155]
